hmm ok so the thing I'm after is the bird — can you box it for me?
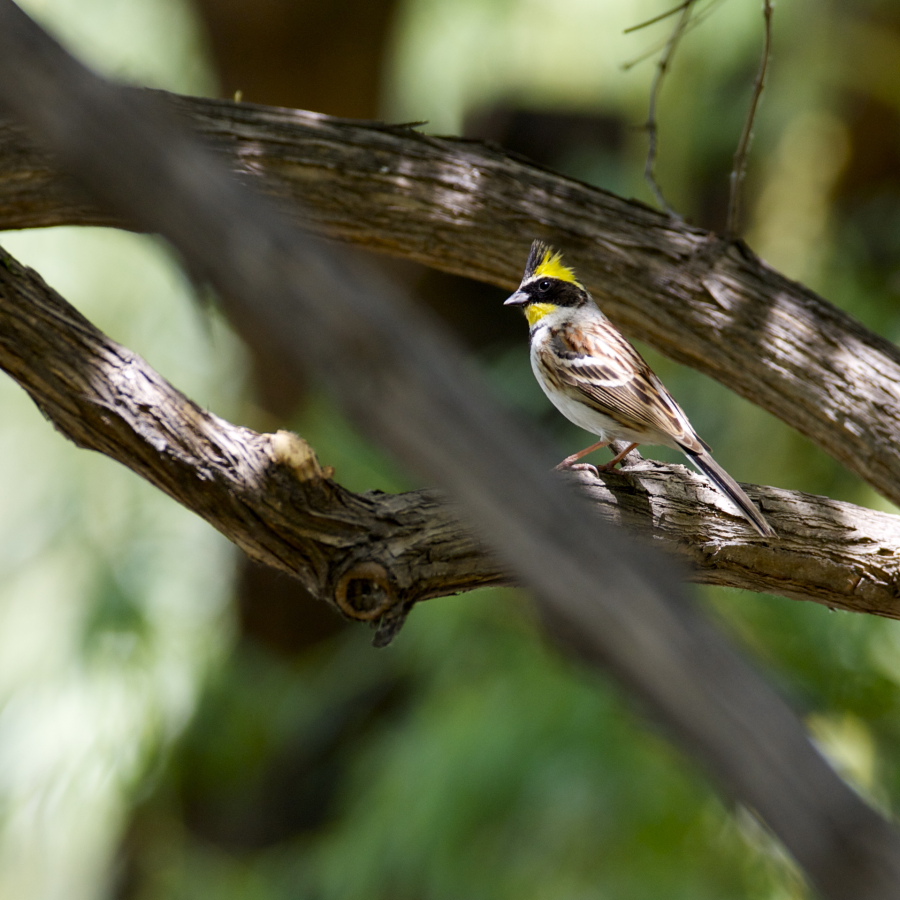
[504,239,775,537]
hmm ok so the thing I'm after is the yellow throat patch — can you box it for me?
[525,302,557,327]
[534,248,580,285]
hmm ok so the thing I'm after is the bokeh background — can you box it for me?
[2,0,900,897]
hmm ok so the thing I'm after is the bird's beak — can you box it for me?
[504,289,529,307]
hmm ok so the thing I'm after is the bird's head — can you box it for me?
[504,240,587,327]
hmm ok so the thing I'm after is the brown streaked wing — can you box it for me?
[545,323,699,447]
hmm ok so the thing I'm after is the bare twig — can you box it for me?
[624,0,693,35]
[640,0,696,216]
[622,1,726,71]
[726,0,774,237]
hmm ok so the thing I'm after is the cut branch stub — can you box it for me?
[332,558,414,646]
[334,560,396,621]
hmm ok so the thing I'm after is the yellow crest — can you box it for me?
[526,240,581,286]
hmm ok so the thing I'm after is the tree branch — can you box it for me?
[1,92,900,511]
[2,244,898,632]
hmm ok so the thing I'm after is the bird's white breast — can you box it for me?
[529,324,622,441]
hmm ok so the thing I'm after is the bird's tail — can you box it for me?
[684,448,775,537]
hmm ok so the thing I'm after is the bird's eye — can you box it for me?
[536,279,552,292]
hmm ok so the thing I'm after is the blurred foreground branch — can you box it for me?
[2,245,898,625]
[2,93,900,512]
[1,4,900,898]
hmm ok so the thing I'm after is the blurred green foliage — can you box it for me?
[0,5,234,897]
[2,1,900,899]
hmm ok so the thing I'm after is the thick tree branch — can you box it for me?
[2,244,899,624]
[1,93,900,511]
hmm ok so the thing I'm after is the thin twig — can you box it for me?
[726,0,774,238]
[622,0,726,72]
[641,0,697,217]
[624,0,693,34]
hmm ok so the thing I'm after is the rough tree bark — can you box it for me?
[2,246,899,632]
[2,95,899,621]
[2,94,900,510]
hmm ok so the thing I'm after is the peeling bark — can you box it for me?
[1,246,898,638]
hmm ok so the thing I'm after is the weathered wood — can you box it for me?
[1,246,898,632]
[1,92,900,509]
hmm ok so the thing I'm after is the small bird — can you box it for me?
[505,239,775,537]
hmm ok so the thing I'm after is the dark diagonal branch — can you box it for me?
[2,244,899,627]
[1,95,900,512]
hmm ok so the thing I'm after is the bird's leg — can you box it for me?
[595,442,640,472]
[555,439,610,471]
